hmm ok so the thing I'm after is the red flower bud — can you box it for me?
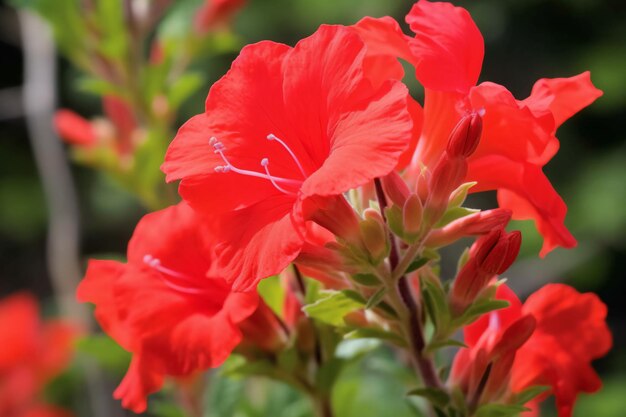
[381,171,411,206]
[54,110,97,147]
[403,194,423,235]
[426,209,512,247]
[446,112,483,158]
[426,154,467,223]
[450,229,522,314]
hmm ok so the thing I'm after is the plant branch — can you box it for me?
[374,178,443,390]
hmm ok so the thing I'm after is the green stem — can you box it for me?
[374,178,444,390]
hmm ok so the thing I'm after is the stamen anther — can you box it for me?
[260,157,293,195]
[266,133,307,178]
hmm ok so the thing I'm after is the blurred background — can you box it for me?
[0,0,624,416]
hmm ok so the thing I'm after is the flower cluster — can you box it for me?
[79,1,611,416]
[0,294,78,417]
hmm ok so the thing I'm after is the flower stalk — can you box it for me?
[374,178,444,390]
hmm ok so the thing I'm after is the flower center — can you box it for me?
[143,254,209,296]
[210,133,307,195]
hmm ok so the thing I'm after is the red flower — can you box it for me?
[0,293,77,417]
[162,25,413,291]
[354,0,602,256]
[511,284,612,417]
[456,284,611,416]
[77,203,259,413]
[53,110,97,147]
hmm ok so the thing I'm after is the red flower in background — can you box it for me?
[53,110,97,147]
[77,203,259,413]
[54,96,138,157]
[0,294,77,417]
[162,25,413,291]
[355,0,602,256]
[455,284,611,416]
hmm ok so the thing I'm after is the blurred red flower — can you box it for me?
[162,25,413,291]
[0,293,77,417]
[77,202,259,413]
[355,0,602,256]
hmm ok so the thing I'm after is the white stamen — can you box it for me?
[488,311,500,331]
[261,158,294,195]
[210,138,302,191]
[266,133,307,178]
[143,254,208,295]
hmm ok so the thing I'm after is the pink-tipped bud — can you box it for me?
[447,112,483,158]
[403,194,423,235]
[416,169,430,203]
[450,229,522,314]
[426,209,513,247]
[381,171,411,206]
[425,155,468,224]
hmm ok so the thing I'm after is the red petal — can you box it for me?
[126,202,213,278]
[213,195,306,291]
[523,71,603,128]
[469,82,556,164]
[468,156,576,256]
[405,0,484,93]
[282,25,412,197]
[353,16,417,87]
[113,355,164,413]
[512,284,611,417]
[0,293,39,368]
[77,260,134,350]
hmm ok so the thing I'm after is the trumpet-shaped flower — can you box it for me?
[77,203,259,413]
[162,25,413,290]
[354,0,602,256]
[454,284,611,416]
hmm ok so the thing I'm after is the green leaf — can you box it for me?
[316,358,346,394]
[277,347,301,374]
[304,277,322,305]
[365,287,387,310]
[351,273,381,286]
[76,334,130,373]
[77,77,127,97]
[427,338,467,352]
[205,374,246,417]
[405,257,429,274]
[344,328,406,347]
[168,72,205,109]
[458,300,510,326]
[435,207,479,228]
[421,276,450,332]
[151,402,190,417]
[302,290,365,326]
[513,385,551,405]
[95,0,127,59]
[257,275,285,317]
[407,387,450,408]
[385,205,405,238]
[448,182,477,208]
[475,403,528,417]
